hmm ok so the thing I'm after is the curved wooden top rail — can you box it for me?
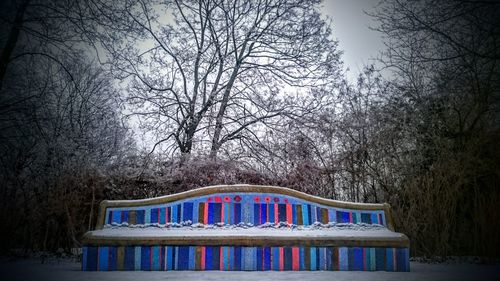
[96,184,395,230]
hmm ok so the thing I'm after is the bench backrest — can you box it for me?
[97,185,395,230]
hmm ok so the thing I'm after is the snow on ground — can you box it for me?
[1,257,499,281]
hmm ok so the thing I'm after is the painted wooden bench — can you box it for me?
[82,184,410,271]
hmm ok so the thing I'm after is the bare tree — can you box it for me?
[84,0,342,159]
[0,0,93,94]
[0,51,131,250]
[368,0,500,258]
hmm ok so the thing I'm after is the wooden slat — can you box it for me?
[82,233,410,248]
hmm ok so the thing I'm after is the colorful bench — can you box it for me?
[82,184,410,271]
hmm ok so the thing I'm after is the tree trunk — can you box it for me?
[209,68,238,159]
[0,0,30,93]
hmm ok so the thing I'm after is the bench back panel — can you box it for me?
[103,192,387,227]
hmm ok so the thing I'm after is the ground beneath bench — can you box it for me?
[1,257,499,281]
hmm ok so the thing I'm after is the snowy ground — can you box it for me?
[1,257,499,281]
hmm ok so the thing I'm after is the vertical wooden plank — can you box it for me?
[234,246,241,271]
[339,247,348,271]
[99,246,109,271]
[234,203,241,224]
[321,208,328,224]
[117,246,124,270]
[128,210,136,225]
[264,247,271,271]
[332,247,339,271]
[370,248,376,271]
[297,205,303,225]
[274,204,279,224]
[304,246,310,270]
[195,246,202,270]
[310,247,316,271]
[160,207,166,224]
[279,247,284,271]
[292,247,299,271]
[286,203,292,224]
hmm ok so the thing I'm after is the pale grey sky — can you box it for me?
[321,0,385,81]
[154,1,385,82]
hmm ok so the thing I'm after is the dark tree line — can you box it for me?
[0,0,498,260]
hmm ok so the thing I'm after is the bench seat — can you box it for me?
[84,225,408,248]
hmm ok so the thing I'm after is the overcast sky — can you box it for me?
[154,1,385,82]
[321,0,385,81]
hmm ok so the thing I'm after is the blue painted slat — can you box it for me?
[292,205,297,225]
[278,204,286,222]
[189,246,195,270]
[109,246,117,270]
[176,204,182,223]
[375,247,385,270]
[284,247,292,270]
[354,248,364,271]
[178,246,189,270]
[256,247,263,270]
[112,211,121,224]
[124,246,135,270]
[299,247,305,270]
[183,202,194,222]
[205,246,212,270]
[174,246,179,270]
[264,247,271,271]
[269,203,275,223]
[272,247,280,270]
[234,246,241,271]
[172,205,178,224]
[212,246,220,270]
[329,209,335,223]
[82,247,88,271]
[208,203,214,224]
[261,204,267,224]
[107,211,113,225]
[336,211,349,223]
[319,247,325,270]
[234,203,241,224]
[302,204,309,225]
[369,248,376,271]
[361,213,372,224]
[326,247,333,270]
[192,202,199,224]
[167,207,172,223]
[223,246,229,270]
[141,246,151,271]
[310,247,317,271]
[243,247,254,270]
[339,247,348,271]
[87,246,98,271]
[99,247,109,271]
[151,208,158,224]
[152,246,160,270]
[307,205,312,225]
[135,210,144,224]
[166,246,173,270]
[254,203,260,225]
[213,203,221,224]
[386,248,394,271]
[224,203,230,224]
[121,211,129,223]
[145,209,151,224]
[160,207,166,224]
